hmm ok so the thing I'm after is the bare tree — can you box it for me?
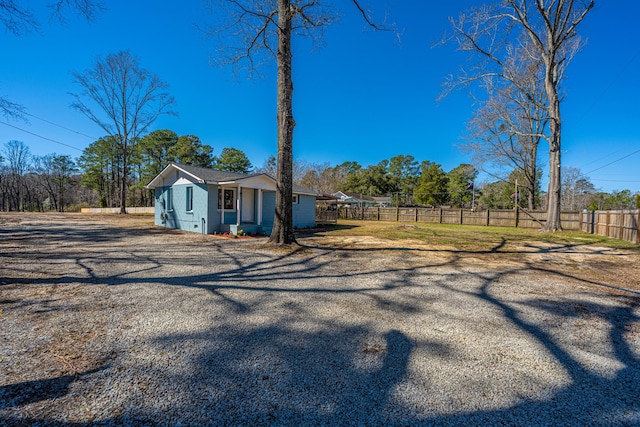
[1,0,103,35]
[464,41,547,210]
[70,51,176,214]
[1,140,31,211]
[206,0,390,245]
[1,0,104,118]
[561,166,596,211]
[445,0,594,231]
[34,154,78,212]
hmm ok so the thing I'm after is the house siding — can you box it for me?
[155,183,209,233]
[261,191,276,226]
[294,194,316,228]
[207,184,220,234]
[151,165,317,235]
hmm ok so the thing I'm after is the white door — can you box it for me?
[241,188,255,222]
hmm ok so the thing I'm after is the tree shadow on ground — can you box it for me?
[1,219,639,425]
[0,374,77,409]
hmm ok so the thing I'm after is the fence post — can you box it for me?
[415,208,418,223]
[619,211,625,240]
[439,208,443,224]
[636,210,640,244]
[606,210,611,238]
[460,209,463,225]
[377,207,380,221]
[396,206,399,222]
[579,210,583,232]
[486,209,490,226]
[515,207,520,228]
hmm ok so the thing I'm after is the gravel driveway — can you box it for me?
[1,213,639,426]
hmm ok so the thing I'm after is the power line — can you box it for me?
[478,167,513,185]
[590,179,640,183]
[23,112,97,140]
[575,48,640,126]
[570,49,640,169]
[0,120,83,152]
[584,147,640,175]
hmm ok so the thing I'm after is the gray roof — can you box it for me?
[172,163,257,183]
[147,162,317,196]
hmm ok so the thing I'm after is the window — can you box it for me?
[218,188,235,210]
[166,188,173,211]
[292,194,299,204]
[186,186,193,211]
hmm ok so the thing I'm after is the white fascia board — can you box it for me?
[171,164,206,184]
[145,163,204,189]
[219,174,276,190]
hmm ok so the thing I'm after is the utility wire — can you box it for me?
[479,167,514,185]
[0,120,83,152]
[23,112,97,140]
[569,49,640,171]
[575,48,640,126]
[591,179,640,183]
[584,147,640,175]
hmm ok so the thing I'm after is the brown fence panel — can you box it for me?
[622,210,639,243]
[580,209,638,244]
[560,211,581,230]
[462,210,487,226]
[439,208,459,224]
[362,207,378,220]
[379,207,397,221]
[417,208,440,223]
[486,209,514,227]
[316,208,338,224]
[398,208,416,222]
[334,206,638,244]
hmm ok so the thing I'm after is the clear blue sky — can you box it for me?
[1,1,638,193]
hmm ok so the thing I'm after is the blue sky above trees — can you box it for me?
[1,0,638,193]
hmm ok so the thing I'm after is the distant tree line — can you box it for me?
[0,133,253,212]
[1,138,638,213]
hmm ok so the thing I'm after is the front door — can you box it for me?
[241,188,255,222]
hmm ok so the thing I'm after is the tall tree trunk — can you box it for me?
[543,71,562,231]
[527,144,538,210]
[120,137,128,214]
[268,0,296,245]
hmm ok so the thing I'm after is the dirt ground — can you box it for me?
[1,212,639,425]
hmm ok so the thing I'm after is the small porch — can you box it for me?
[218,180,275,236]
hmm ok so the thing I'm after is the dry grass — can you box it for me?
[313,220,640,251]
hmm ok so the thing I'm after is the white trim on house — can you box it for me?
[257,189,263,226]
[147,163,318,233]
[218,188,237,211]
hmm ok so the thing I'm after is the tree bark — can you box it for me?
[120,137,128,214]
[542,66,562,231]
[268,0,296,245]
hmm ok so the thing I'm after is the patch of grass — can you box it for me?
[318,220,639,251]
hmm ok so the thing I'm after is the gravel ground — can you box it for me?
[1,213,639,426]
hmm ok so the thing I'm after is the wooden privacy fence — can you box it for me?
[332,206,640,244]
[315,208,338,224]
[336,206,581,230]
[580,209,640,244]
[81,207,154,214]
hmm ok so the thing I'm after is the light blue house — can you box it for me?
[146,162,317,235]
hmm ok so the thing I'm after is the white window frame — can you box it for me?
[186,186,193,212]
[292,194,299,204]
[218,188,236,211]
[166,187,173,211]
